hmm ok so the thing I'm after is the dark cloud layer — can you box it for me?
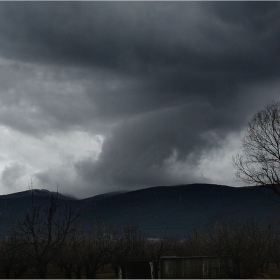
[0,2,280,196]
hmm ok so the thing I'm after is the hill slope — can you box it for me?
[78,184,280,238]
[0,184,279,239]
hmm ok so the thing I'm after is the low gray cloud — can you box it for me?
[1,162,27,190]
[0,2,280,197]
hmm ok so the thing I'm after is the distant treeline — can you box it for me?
[0,194,280,279]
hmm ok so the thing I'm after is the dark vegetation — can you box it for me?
[1,187,280,278]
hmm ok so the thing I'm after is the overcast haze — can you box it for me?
[0,2,280,198]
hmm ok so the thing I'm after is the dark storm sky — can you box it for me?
[0,2,280,198]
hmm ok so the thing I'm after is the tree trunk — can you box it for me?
[74,264,82,279]
[120,265,126,279]
[37,264,48,279]
[14,266,29,279]
[64,264,72,279]
[4,266,11,279]
[114,265,119,277]
[154,261,159,279]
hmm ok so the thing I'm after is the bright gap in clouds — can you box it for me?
[197,131,245,187]
[161,130,245,188]
[0,125,103,196]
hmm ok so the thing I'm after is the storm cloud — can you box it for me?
[0,2,280,198]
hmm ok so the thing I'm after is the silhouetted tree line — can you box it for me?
[176,219,280,278]
[1,194,280,278]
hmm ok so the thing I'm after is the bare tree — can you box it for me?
[145,231,175,279]
[69,224,85,279]
[200,219,275,278]
[56,235,76,279]
[0,234,29,279]
[12,193,79,278]
[81,220,112,279]
[233,101,280,195]
[111,224,147,279]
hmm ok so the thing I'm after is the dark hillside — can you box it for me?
[76,184,280,239]
[0,184,280,239]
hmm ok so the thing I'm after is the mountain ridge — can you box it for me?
[0,189,76,200]
[0,184,279,239]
